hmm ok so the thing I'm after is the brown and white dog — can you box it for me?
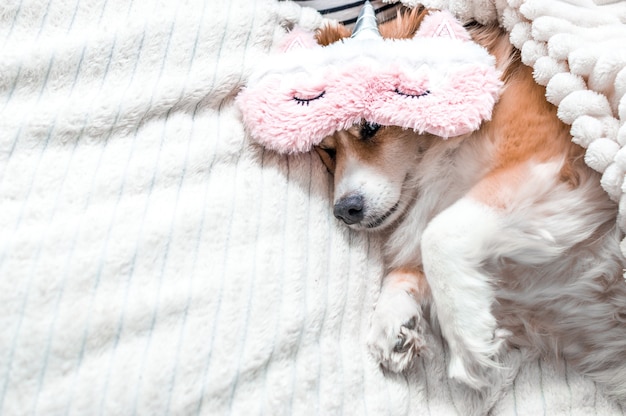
[315,7,626,400]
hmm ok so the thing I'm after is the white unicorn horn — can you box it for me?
[351,1,382,41]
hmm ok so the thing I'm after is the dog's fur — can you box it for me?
[315,7,626,400]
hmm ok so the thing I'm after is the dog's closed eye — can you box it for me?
[319,146,336,160]
[315,145,336,173]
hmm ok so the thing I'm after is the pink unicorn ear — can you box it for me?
[277,26,320,52]
[414,10,471,41]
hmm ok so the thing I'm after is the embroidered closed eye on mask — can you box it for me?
[236,4,502,154]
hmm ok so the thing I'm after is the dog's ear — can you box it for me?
[414,10,471,41]
[316,24,352,46]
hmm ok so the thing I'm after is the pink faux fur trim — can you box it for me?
[237,63,501,153]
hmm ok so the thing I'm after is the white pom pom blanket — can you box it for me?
[0,0,624,415]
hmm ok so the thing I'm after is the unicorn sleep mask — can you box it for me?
[236,3,502,154]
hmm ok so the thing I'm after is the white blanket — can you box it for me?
[0,0,624,415]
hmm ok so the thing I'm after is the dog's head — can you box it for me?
[237,6,506,231]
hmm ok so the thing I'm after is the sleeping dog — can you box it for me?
[237,3,626,401]
[313,7,626,399]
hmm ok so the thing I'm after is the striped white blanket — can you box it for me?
[0,0,624,414]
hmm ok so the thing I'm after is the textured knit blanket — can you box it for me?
[1,0,625,415]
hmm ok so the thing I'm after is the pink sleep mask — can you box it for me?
[236,7,502,154]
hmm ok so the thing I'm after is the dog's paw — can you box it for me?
[367,291,429,373]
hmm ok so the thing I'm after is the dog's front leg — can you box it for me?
[367,267,432,372]
[421,197,510,390]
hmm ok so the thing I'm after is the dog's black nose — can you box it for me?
[334,194,365,225]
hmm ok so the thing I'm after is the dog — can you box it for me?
[313,7,626,400]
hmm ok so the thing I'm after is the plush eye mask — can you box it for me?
[236,4,502,154]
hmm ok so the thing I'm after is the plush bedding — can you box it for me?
[1,0,625,414]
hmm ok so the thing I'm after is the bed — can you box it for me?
[1,0,625,414]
